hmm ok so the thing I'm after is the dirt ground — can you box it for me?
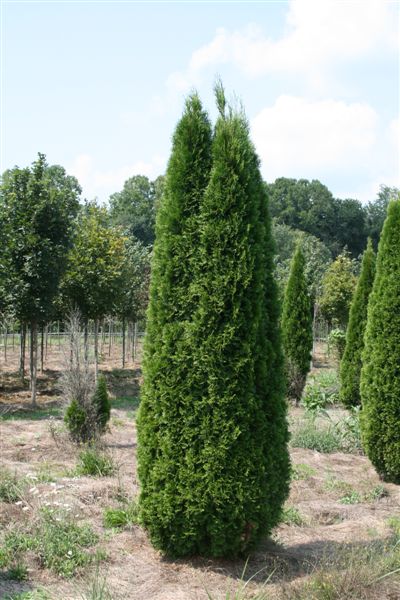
[0,344,399,599]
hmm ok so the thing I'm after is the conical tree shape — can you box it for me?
[281,246,313,403]
[360,199,400,483]
[144,91,288,557]
[340,239,375,408]
[137,94,213,550]
[93,375,110,432]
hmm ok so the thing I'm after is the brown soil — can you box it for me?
[0,346,399,599]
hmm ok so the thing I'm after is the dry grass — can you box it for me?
[1,349,399,599]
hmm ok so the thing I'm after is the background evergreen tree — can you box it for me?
[137,93,213,553]
[93,375,111,432]
[281,246,313,403]
[340,239,375,408]
[360,199,400,483]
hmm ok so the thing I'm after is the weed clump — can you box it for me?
[76,446,115,477]
[0,508,100,578]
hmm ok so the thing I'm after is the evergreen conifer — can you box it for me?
[360,199,400,483]
[340,239,375,407]
[281,246,313,403]
[138,87,288,557]
[137,93,213,551]
[93,375,111,432]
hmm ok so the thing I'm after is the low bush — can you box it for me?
[301,371,339,412]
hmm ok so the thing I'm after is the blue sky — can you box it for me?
[2,0,399,204]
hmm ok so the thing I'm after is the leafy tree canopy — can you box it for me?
[108,174,164,246]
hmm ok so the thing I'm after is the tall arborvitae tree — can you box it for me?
[340,239,375,408]
[360,199,400,483]
[281,246,313,403]
[137,93,213,550]
[138,87,289,557]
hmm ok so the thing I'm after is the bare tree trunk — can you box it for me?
[19,323,26,382]
[4,325,7,363]
[40,325,44,373]
[94,319,99,383]
[58,321,61,350]
[122,317,126,368]
[311,302,318,369]
[108,319,112,357]
[133,322,138,362]
[45,324,48,359]
[84,320,89,366]
[30,320,38,407]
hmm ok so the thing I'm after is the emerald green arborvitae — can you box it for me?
[138,87,289,558]
[93,375,111,432]
[137,93,213,552]
[340,239,375,408]
[281,246,313,403]
[360,199,400,483]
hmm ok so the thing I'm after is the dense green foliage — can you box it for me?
[60,204,125,320]
[266,178,366,257]
[319,251,357,327]
[360,199,400,483]
[340,240,375,407]
[272,221,332,299]
[92,375,111,432]
[137,93,213,555]
[139,89,289,558]
[0,155,80,324]
[64,399,91,443]
[281,246,313,403]
[109,174,164,246]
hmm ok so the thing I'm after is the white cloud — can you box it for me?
[166,0,398,93]
[68,154,166,202]
[251,95,399,202]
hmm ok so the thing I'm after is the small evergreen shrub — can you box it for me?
[360,199,400,483]
[340,240,375,408]
[64,377,110,443]
[92,375,111,432]
[281,246,313,403]
[64,399,91,443]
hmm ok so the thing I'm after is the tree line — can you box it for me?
[0,154,150,404]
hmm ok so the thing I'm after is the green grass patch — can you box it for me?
[0,469,26,503]
[76,447,116,478]
[281,506,305,526]
[111,396,139,411]
[4,591,51,600]
[0,407,62,422]
[103,500,139,530]
[291,463,317,480]
[0,508,101,578]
